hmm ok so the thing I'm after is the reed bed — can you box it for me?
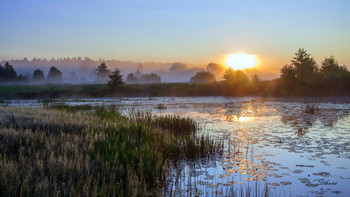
[0,105,222,196]
[128,111,199,135]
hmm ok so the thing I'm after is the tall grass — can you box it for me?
[128,111,199,135]
[0,105,222,196]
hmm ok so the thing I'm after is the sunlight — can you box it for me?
[225,54,258,70]
[225,115,254,122]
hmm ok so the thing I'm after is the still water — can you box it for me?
[7,97,350,196]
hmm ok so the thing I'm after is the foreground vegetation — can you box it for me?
[0,105,223,196]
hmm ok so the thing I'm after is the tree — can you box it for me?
[108,68,124,89]
[234,70,250,84]
[250,74,261,93]
[320,56,347,74]
[320,56,349,91]
[291,48,318,83]
[126,73,138,84]
[206,63,222,72]
[47,66,62,83]
[190,71,216,84]
[223,67,236,82]
[206,62,226,79]
[17,74,30,83]
[0,64,2,80]
[139,73,162,84]
[251,74,260,85]
[135,69,142,78]
[96,62,110,83]
[278,49,320,95]
[169,62,187,72]
[70,71,78,83]
[32,69,45,82]
[0,62,17,82]
[223,68,250,95]
[280,64,297,82]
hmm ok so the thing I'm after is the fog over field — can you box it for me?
[0,57,277,84]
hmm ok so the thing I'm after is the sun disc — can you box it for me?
[225,54,258,70]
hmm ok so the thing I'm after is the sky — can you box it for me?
[0,0,349,76]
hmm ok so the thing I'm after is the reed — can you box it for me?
[0,105,222,196]
[128,111,199,135]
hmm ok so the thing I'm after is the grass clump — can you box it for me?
[128,111,198,135]
[0,105,222,196]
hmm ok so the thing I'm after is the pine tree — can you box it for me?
[108,68,124,89]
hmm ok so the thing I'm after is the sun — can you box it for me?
[225,54,258,70]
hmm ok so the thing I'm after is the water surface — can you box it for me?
[6,97,350,196]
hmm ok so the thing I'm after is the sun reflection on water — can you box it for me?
[225,115,254,122]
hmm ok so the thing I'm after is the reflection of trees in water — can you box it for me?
[317,109,349,127]
[281,113,318,136]
[281,108,349,136]
[218,101,349,137]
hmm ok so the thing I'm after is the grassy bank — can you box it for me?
[0,83,231,99]
[1,81,349,100]
[0,84,110,99]
[0,105,223,196]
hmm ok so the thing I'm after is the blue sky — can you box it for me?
[0,0,349,72]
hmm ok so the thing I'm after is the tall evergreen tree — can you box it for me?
[96,62,110,83]
[108,68,124,89]
[0,62,17,82]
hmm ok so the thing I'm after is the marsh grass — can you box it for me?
[0,105,222,196]
[128,111,199,135]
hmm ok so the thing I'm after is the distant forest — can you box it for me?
[1,48,350,97]
[0,58,213,83]
[0,56,276,84]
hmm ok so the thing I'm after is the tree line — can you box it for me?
[184,48,350,96]
[0,63,64,83]
[1,48,350,96]
[278,48,350,95]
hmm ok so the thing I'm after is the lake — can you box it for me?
[6,96,350,196]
